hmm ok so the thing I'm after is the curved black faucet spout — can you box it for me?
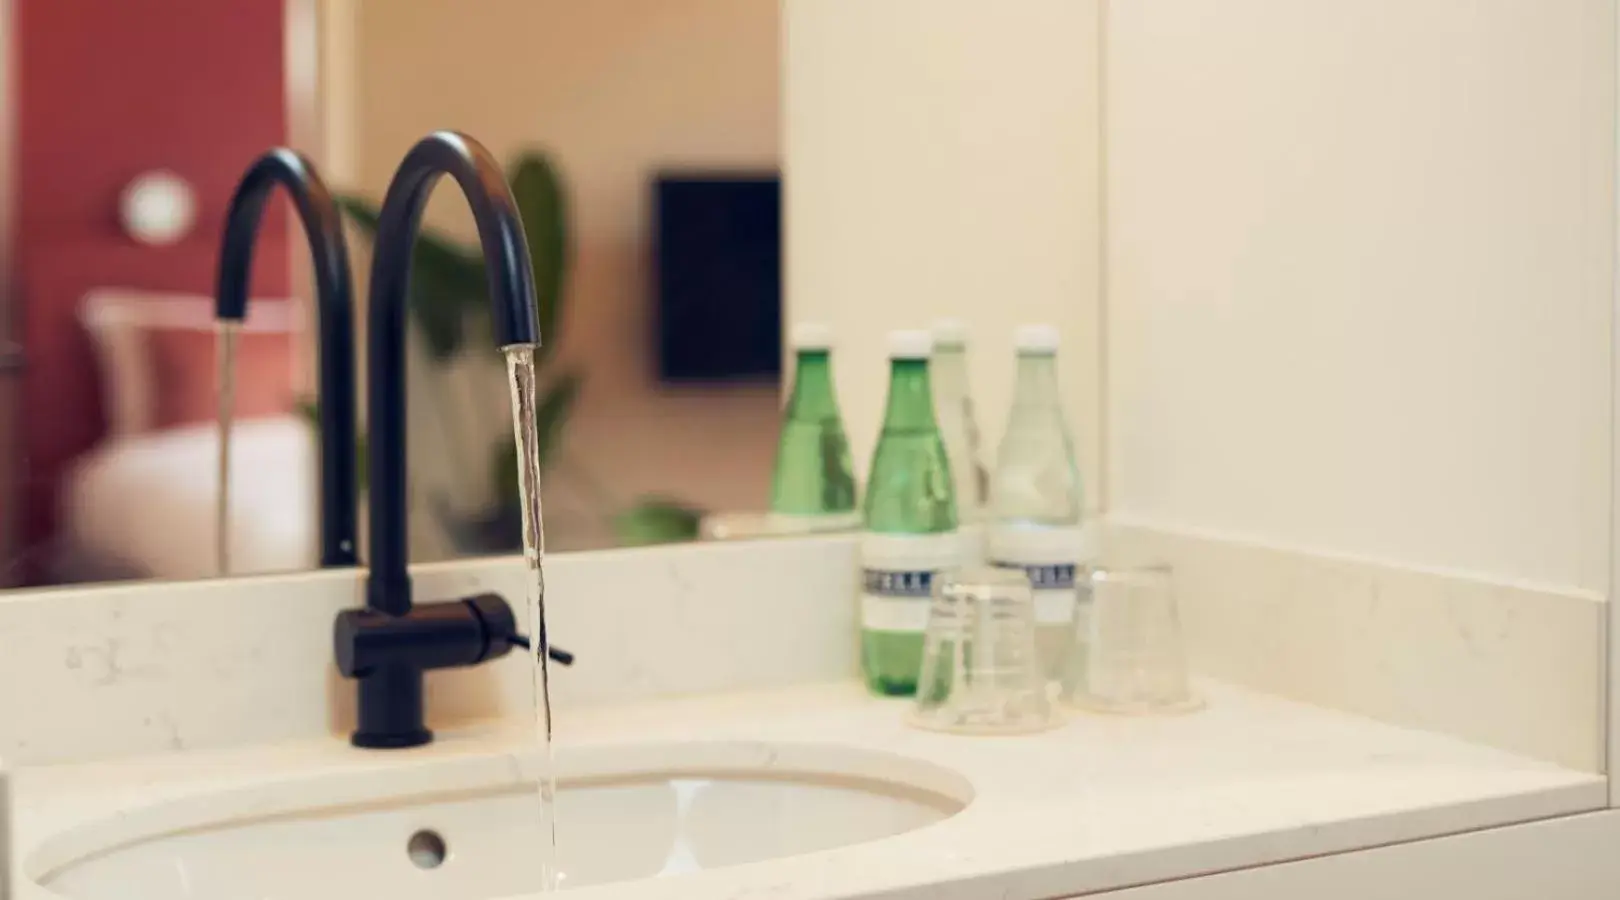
[339,131,544,750]
[216,149,357,569]
[366,132,540,614]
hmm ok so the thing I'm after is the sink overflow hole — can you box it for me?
[408,829,448,869]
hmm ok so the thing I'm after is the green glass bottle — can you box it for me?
[860,329,961,697]
[769,324,858,527]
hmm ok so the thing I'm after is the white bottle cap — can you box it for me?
[931,318,968,348]
[790,322,833,350]
[887,329,933,360]
[1014,324,1060,353]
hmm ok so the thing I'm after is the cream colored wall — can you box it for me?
[1105,0,1615,592]
[783,0,1104,494]
[348,0,782,545]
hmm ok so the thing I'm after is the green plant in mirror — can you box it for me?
[610,496,706,547]
[297,149,703,549]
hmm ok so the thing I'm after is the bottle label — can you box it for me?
[860,531,963,633]
[988,524,1087,627]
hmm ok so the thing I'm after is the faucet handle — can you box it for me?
[507,634,575,666]
[460,593,574,666]
[458,594,574,665]
[333,592,573,682]
[464,593,574,665]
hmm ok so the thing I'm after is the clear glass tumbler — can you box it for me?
[1061,565,1201,714]
[911,566,1057,735]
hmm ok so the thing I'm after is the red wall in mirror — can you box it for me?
[13,0,290,578]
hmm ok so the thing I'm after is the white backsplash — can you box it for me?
[1108,521,1605,772]
[0,535,858,766]
[0,528,1600,771]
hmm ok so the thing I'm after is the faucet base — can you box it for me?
[352,728,432,750]
[350,663,432,750]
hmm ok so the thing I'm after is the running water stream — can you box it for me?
[214,320,241,577]
[504,344,560,890]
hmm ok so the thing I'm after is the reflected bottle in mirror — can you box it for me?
[767,323,859,534]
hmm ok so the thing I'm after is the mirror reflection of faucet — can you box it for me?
[214,148,359,571]
[213,137,571,751]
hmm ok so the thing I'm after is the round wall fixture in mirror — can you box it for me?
[119,170,197,246]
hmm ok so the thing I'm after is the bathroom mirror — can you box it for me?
[0,0,787,588]
[0,0,1103,592]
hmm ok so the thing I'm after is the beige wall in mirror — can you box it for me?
[784,0,1103,496]
[338,0,785,559]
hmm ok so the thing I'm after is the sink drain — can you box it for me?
[407,830,448,869]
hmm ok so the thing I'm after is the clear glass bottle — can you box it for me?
[988,325,1086,682]
[860,329,961,696]
[769,323,859,529]
[931,320,988,558]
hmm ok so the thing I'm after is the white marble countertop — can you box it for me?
[11,680,1604,900]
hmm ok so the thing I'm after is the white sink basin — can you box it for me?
[26,741,970,899]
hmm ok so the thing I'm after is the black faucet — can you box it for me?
[215,149,358,569]
[333,131,569,749]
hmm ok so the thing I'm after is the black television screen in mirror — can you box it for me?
[653,172,781,383]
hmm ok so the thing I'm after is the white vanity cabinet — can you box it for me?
[1096,813,1620,900]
